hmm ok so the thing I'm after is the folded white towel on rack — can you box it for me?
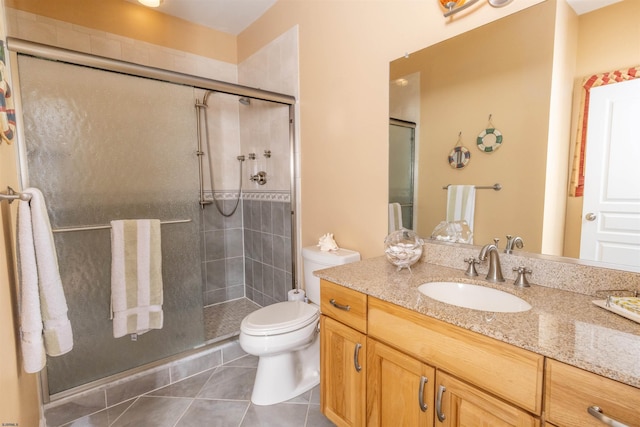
[18,187,73,373]
[110,219,163,338]
[446,185,476,243]
[388,203,403,233]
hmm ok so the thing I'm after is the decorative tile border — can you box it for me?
[203,191,290,202]
[242,191,290,202]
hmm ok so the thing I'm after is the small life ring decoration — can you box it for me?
[448,145,470,169]
[477,127,503,153]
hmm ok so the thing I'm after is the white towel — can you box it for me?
[110,219,163,338]
[18,188,73,373]
[388,203,403,233]
[446,185,476,239]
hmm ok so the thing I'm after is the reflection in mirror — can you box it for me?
[389,118,416,230]
[389,0,640,271]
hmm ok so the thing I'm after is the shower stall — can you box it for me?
[9,38,297,399]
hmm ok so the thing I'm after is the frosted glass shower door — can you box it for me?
[17,55,204,394]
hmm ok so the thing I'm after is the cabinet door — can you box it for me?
[367,338,435,426]
[435,371,539,427]
[545,359,640,427]
[321,315,367,427]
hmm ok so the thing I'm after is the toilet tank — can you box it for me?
[301,246,361,304]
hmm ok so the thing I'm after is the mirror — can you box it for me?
[389,0,640,270]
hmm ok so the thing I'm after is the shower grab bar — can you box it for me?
[442,183,502,191]
[0,186,32,203]
[51,219,192,234]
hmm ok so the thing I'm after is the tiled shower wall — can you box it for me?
[200,192,292,308]
[243,194,292,306]
[201,197,245,306]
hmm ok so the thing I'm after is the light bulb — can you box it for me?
[439,0,465,10]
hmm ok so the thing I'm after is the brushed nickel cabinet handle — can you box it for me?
[588,406,629,427]
[436,385,446,422]
[353,343,362,372]
[585,212,597,221]
[329,298,351,311]
[418,376,429,412]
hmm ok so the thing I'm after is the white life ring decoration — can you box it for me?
[477,128,503,153]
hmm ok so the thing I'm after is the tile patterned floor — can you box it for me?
[61,354,336,426]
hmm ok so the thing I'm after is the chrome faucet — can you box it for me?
[478,242,505,283]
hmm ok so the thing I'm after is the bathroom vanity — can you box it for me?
[316,248,640,427]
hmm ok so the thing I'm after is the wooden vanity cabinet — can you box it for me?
[544,359,640,427]
[436,371,540,427]
[320,279,368,427]
[367,297,544,416]
[367,338,435,426]
[321,280,640,427]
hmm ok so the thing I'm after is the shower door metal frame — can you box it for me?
[7,37,300,403]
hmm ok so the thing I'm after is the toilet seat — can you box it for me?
[241,301,319,336]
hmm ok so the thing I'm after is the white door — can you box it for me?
[580,78,640,269]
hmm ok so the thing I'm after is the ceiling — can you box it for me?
[566,0,622,15]
[126,0,277,35]
[128,0,621,36]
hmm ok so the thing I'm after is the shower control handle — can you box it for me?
[250,171,267,185]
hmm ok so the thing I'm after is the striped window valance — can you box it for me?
[569,66,640,197]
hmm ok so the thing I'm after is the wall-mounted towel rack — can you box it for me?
[0,186,32,203]
[52,219,192,234]
[442,183,502,191]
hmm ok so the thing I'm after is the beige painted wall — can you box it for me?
[0,1,40,422]
[0,0,544,418]
[563,0,640,258]
[5,0,236,63]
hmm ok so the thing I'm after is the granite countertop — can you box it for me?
[315,256,640,389]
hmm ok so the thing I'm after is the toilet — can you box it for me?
[239,245,361,405]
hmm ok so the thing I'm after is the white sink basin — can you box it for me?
[418,282,531,313]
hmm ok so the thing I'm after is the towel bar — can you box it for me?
[0,186,32,203]
[442,183,502,191]
[52,219,192,233]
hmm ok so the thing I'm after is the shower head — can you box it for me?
[239,97,251,106]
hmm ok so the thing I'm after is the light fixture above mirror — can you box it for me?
[440,0,514,17]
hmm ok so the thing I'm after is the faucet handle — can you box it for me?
[512,266,532,287]
[463,257,480,277]
[493,237,500,247]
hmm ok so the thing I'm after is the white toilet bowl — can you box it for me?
[239,300,320,405]
[240,245,361,406]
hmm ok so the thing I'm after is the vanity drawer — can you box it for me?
[545,359,640,427]
[320,279,367,333]
[368,297,544,415]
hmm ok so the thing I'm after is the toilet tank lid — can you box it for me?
[301,246,361,265]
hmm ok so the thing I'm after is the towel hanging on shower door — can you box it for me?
[17,187,73,373]
[110,219,164,338]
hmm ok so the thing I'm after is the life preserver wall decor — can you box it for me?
[448,145,470,169]
[476,114,502,153]
[447,132,471,169]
